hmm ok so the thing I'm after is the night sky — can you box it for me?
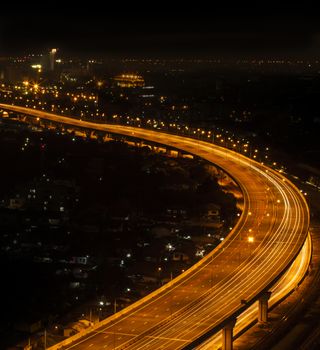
[1,7,320,57]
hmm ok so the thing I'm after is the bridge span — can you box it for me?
[0,104,310,350]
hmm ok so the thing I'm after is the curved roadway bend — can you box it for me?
[198,232,312,349]
[0,105,310,349]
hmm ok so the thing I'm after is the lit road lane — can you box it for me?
[119,170,307,350]
[198,232,312,350]
[64,145,308,346]
[0,104,310,350]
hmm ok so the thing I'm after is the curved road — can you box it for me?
[198,232,312,349]
[0,104,310,349]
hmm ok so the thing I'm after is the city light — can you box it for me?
[0,30,313,350]
[31,64,42,69]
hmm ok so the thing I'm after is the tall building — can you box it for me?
[49,48,57,71]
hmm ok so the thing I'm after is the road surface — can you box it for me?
[0,104,310,350]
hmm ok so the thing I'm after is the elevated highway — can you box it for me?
[0,104,310,349]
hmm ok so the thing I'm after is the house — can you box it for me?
[70,256,89,265]
[8,197,25,209]
[172,252,190,262]
[205,203,221,220]
[15,319,42,333]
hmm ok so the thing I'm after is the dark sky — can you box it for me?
[1,7,320,57]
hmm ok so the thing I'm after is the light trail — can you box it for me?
[198,232,312,349]
[0,104,310,350]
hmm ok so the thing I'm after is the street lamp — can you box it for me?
[113,300,117,350]
[114,299,117,314]
[157,267,162,284]
[248,236,254,260]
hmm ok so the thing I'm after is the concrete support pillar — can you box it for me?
[134,141,142,148]
[222,318,237,350]
[96,132,105,142]
[41,121,49,129]
[258,291,271,323]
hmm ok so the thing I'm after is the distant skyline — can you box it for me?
[1,8,320,58]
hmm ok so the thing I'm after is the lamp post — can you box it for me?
[157,266,162,285]
[248,236,254,259]
[114,299,117,314]
[113,299,117,350]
